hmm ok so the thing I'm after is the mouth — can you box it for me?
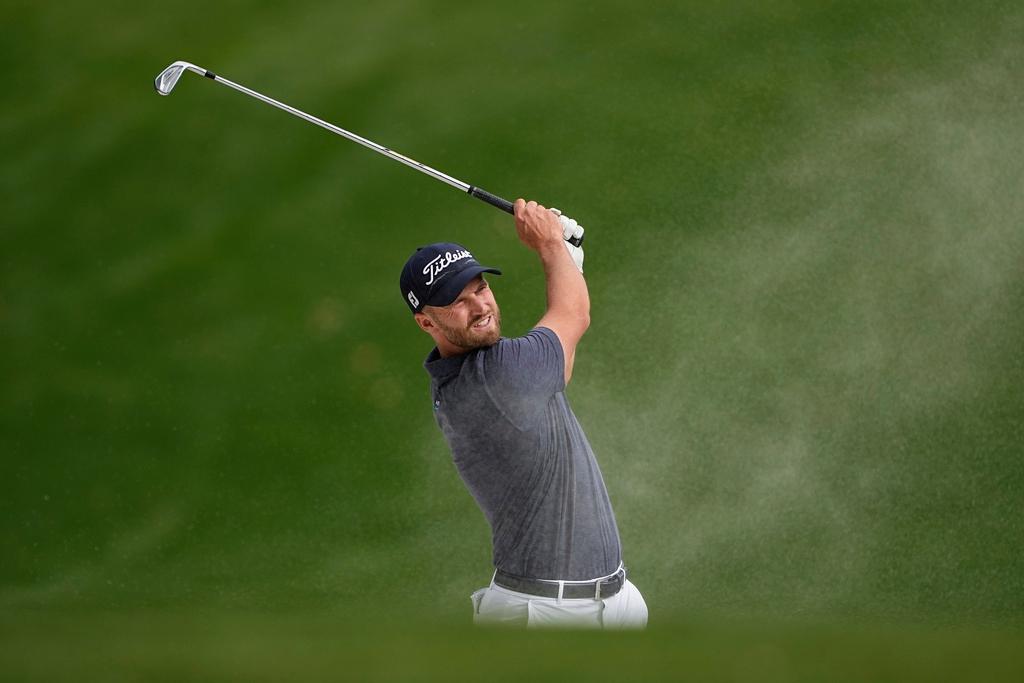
[471,314,493,330]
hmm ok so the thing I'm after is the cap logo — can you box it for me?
[407,291,419,309]
[422,250,472,286]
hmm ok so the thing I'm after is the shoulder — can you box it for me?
[476,327,563,368]
[470,327,566,400]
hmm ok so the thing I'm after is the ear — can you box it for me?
[414,312,434,334]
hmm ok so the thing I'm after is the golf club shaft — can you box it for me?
[174,64,514,214]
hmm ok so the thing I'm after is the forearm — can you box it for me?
[514,198,590,383]
[537,241,590,327]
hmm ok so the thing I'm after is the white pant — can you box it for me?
[470,575,648,629]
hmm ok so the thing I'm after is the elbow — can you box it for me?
[579,309,591,333]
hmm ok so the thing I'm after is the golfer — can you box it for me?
[400,199,647,628]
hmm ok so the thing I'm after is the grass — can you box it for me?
[2,611,1022,682]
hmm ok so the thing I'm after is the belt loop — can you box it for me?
[557,580,564,603]
[595,580,601,600]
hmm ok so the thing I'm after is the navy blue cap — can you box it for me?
[400,242,501,313]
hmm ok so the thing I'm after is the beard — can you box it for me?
[429,307,502,351]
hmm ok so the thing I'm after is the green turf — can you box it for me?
[2,0,1023,673]
[1,612,1022,682]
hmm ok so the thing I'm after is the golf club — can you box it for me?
[154,60,583,247]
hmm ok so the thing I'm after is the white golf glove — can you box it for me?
[549,207,585,273]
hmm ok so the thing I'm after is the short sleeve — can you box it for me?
[477,327,565,427]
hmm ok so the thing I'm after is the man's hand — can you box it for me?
[515,201,585,272]
[513,200,564,251]
[550,208,585,273]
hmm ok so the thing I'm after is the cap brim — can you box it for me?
[425,265,502,309]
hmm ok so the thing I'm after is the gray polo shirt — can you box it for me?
[424,326,622,580]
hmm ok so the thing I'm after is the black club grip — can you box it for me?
[468,186,514,214]
[468,185,584,247]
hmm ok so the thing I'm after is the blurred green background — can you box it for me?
[2,0,1023,679]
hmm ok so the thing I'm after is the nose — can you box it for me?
[468,291,489,316]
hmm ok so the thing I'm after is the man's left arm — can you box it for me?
[513,199,589,385]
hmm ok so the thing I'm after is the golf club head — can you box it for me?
[154,61,200,95]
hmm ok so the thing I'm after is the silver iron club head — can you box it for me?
[154,61,200,95]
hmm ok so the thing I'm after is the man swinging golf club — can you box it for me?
[153,60,643,626]
[400,199,648,628]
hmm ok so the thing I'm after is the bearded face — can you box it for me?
[419,276,502,352]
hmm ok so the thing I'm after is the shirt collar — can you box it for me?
[424,346,466,383]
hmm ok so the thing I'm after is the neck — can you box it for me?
[436,339,469,358]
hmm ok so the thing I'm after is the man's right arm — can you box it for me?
[513,198,590,385]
